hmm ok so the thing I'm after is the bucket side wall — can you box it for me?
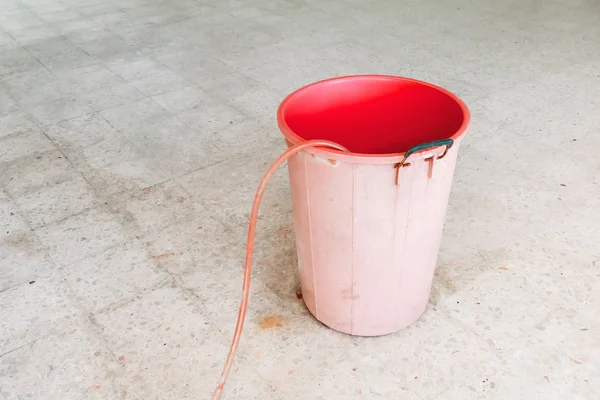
[287,143,462,336]
[287,152,355,334]
[390,143,461,334]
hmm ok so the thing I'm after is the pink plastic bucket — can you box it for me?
[277,75,470,336]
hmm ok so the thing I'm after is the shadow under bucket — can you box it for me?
[277,75,470,336]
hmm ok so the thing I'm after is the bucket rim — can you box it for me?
[277,74,471,164]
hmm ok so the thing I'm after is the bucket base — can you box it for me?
[303,298,428,337]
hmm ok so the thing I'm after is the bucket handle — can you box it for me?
[394,139,454,184]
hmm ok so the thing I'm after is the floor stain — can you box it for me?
[277,226,293,238]
[258,315,285,328]
[155,252,175,260]
[434,262,459,292]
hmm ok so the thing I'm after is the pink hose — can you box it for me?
[211,140,349,400]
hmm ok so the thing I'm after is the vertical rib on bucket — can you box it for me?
[287,144,461,336]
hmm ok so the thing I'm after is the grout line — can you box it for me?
[2,187,37,233]
[0,334,53,359]
[0,278,36,295]
[53,240,122,270]
[39,110,96,128]
[86,278,174,318]
[92,108,180,185]
[2,184,121,365]
[175,157,229,180]
[131,230,218,330]
[31,202,97,231]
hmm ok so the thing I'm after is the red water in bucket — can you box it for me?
[280,75,467,154]
[212,75,469,399]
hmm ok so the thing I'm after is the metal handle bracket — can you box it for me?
[394,139,454,184]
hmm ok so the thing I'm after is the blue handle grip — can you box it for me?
[396,139,454,167]
[394,139,454,184]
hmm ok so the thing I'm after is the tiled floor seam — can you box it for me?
[87,278,175,319]
[442,304,558,355]
[0,334,53,359]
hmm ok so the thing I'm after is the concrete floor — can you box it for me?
[1,0,599,398]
